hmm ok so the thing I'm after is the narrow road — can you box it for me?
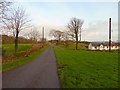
[2,46,60,88]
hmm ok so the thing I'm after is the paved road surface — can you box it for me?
[3,46,60,88]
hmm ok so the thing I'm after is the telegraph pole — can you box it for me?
[42,27,44,42]
[109,18,112,52]
[41,27,45,48]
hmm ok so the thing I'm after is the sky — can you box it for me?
[13,1,118,41]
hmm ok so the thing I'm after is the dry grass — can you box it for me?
[2,44,43,64]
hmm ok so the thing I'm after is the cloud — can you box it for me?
[20,20,118,41]
[82,20,118,41]
[16,2,74,26]
[15,2,118,41]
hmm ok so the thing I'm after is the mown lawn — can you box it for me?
[54,45,118,88]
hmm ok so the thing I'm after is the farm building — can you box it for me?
[88,42,120,50]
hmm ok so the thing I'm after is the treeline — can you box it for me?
[49,17,84,50]
[2,35,34,44]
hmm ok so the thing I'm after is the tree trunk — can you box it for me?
[65,40,68,47]
[15,30,19,52]
[75,34,78,50]
[76,41,78,50]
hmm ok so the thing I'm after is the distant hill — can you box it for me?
[2,35,33,44]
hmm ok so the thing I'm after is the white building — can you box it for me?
[88,42,119,50]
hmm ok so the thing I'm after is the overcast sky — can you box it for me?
[14,1,118,41]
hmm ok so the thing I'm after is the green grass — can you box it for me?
[2,46,47,72]
[57,43,88,50]
[54,45,118,88]
[2,44,32,54]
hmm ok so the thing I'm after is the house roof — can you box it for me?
[90,42,101,47]
[90,42,119,47]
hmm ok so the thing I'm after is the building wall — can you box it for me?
[99,44,104,50]
[88,43,119,50]
[88,43,92,50]
[104,46,109,50]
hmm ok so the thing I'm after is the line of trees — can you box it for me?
[1,1,84,51]
[49,29,64,41]
[49,17,84,50]
[24,26,41,42]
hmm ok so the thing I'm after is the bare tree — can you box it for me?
[26,27,40,42]
[2,7,31,52]
[0,0,12,35]
[0,0,12,21]
[62,30,75,47]
[67,17,84,50]
[62,31,69,47]
[49,29,64,41]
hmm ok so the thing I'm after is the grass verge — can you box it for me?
[2,46,47,72]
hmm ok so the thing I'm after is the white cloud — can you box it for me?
[13,2,118,41]
[82,20,118,41]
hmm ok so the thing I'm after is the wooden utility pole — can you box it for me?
[41,27,44,48]
[109,18,112,52]
[42,27,44,42]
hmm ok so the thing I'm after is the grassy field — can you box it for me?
[2,44,32,55]
[54,45,118,88]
